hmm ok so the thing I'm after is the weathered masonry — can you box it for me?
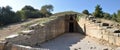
[1,13,120,50]
[64,14,83,33]
[0,13,83,50]
[65,14,81,33]
[78,17,120,47]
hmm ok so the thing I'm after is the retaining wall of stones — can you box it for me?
[0,16,65,50]
[78,17,120,46]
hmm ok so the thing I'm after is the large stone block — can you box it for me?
[0,42,5,50]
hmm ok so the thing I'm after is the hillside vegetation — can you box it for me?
[82,5,120,23]
[0,4,120,27]
[0,4,53,26]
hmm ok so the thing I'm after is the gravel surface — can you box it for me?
[40,33,120,50]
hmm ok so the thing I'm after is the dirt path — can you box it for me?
[40,33,84,50]
[40,33,120,50]
[0,18,43,40]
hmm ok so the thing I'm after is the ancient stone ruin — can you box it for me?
[0,13,120,50]
[0,13,82,50]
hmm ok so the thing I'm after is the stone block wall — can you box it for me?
[0,42,5,50]
[3,16,65,50]
[78,17,120,46]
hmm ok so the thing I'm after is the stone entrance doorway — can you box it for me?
[65,14,78,33]
[69,22,74,32]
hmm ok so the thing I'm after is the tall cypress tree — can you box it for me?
[111,13,117,21]
[116,10,120,22]
[93,5,103,18]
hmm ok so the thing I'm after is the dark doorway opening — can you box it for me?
[69,22,74,32]
[70,16,73,20]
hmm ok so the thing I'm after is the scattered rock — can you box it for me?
[90,47,93,49]
[102,23,109,26]
[103,48,108,50]
[114,30,120,33]
[74,48,78,50]
[94,47,96,49]
[79,48,81,49]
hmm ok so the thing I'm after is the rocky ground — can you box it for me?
[40,33,120,50]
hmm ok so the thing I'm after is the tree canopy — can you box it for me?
[91,4,120,23]
[0,6,20,25]
[82,9,89,15]
[22,5,37,11]
[40,5,54,17]
[1,4,120,26]
[116,10,120,22]
[0,4,54,26]
[93,5,103,18]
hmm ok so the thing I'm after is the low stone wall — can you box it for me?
[78,17,120,46]
[3,16,65,50]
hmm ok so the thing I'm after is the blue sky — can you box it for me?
[0,0,120,14]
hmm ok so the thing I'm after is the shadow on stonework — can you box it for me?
[33,33,85,50]
[32,14,86,50]
[32,25,85,50]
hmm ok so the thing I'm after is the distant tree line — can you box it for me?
[0,5,53,26]
[82,4,120,23]
[0,6,20,25]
